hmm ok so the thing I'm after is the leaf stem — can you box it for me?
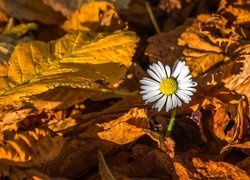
[166,108,176,137]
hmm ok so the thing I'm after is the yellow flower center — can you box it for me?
[160,78,178,95]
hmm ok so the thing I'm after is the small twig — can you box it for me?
[145,1,161,33]
[97,149,116,180]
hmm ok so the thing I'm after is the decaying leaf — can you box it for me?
[62,1,124,32]
[0,0,249,179]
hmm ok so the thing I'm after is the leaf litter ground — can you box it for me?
[0,0,249,179]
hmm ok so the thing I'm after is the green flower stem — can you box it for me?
[166,108,176,137]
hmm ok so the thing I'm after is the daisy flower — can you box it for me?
[140,60,197,112]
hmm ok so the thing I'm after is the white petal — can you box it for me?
[165,65,171,77]
[152,63,165,79]
[149,65,163,79]
[140,78,160,87]
[152,102,157,109]
[177,66,190,81]
[171,94,178,108]
[172,60,180,72]
[178,89,193,96]
[141,77,160,84]
[141,85,159,91]
[154,95,167,111]
[157,61,167,78]
[176,91,189,103]
[175,94,182,107]
[171,61,185,78]
[179,87,196,92]
[166,95,172,112]
[178,75,192,83]
[178,82,196,89]
[176,91,191,103]
[140,89,156,94]
[147,69,161,82]
[145,94,163,104]
[142,89,161,100]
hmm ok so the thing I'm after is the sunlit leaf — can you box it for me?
[0,31,138,107]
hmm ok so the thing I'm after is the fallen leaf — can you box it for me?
[0,31,138,109]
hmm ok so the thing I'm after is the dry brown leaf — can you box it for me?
[174,157,249,179]
[109,144,173,179]
[42,0,87,17]
[173,161,200,180]
[212,107,232,142]
[79,108,149,145]
[0,0,65,25]
[192,158,249,179]
[237,156,250,174]
[0,164,52,180]
[38,138,96,178]
[0,128,66,167]
[62,1,124,32]
[145,130,175,158]
[146,14,227,78]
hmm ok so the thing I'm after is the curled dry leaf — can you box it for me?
[62,1,124,33]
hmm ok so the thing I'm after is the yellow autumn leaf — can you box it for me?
[62,1,123,32]
[0,31,138,106]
